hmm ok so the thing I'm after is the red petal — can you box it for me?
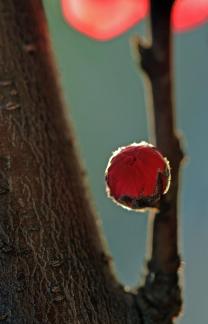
[61,0,148,41]
[172,0,208,32]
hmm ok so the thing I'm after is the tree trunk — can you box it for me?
[0,1,140,323]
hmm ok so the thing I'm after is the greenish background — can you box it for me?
[44,1,208,323]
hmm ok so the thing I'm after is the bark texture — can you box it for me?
[0,1,140,323]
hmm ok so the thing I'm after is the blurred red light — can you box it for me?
[61,0,148,41]
[173,0,208,32]
[61,0,208,40]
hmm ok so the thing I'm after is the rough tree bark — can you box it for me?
[0,0,183,323]
[0,1,140,323]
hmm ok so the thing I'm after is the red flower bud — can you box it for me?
[61,0,208,41]
[105,142,170,211]
[173,0,208,32]
[61,0,148,41]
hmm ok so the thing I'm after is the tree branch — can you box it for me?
[133,0,184,322]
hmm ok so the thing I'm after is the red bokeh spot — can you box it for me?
[61,0,148,41]
[61,0,208,40]
[105,142,170,211]
[173,0,208,32]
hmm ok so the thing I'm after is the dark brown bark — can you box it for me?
[133,0,184,323]
[0,1,141,323]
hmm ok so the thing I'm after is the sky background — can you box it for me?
[44,1,208,323]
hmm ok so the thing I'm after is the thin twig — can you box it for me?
[134,0,184,322]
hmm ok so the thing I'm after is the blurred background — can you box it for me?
[44,1,208,323]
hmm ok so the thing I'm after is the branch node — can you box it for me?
[130,35,169,79]
[136,264,182,323]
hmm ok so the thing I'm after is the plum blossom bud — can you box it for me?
[105,142,170,211]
